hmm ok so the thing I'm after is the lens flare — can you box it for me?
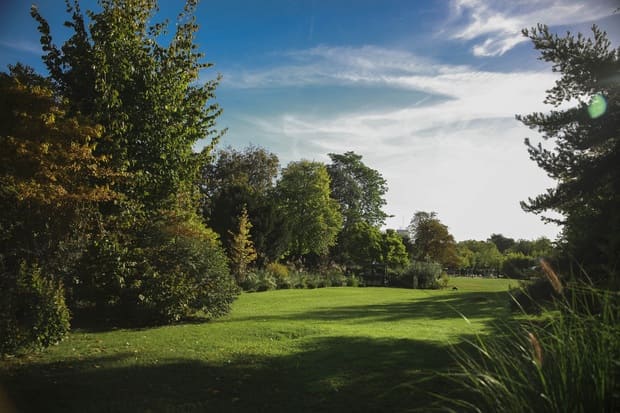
[587,93,607,119]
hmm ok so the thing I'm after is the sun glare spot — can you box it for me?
[587,93,607,119]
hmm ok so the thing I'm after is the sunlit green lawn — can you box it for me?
[0,277,516,412]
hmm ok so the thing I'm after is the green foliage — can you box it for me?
[346,274,361,287]
[265,262,291,289]
[333,221,382,268]
[517,25,620,286]
[0,261,70,355]
[32,0,223,209]
[446,282,619,412]
[488,233,516,253]
[408,211,459,268]
[507,237,554,259]
[456,243,476,269]
[277,160,342,258]
[20,0,237,328]
[0,64,120,350]
[322,266,348,287]
[202,146,285,263]
[0,64,119,273]
[241,270,278,292]
[502,252,537,279]
[327,151,389,227]
[458,240,504,272]
[380,229,409,270]
[437,272,450,289]
[392,260,443,289]
[127,211,237,324]
[242,265,350,291]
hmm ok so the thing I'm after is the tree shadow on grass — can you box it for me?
[70,289,512,333]
[1,335,472,413]
[230,290,513,324]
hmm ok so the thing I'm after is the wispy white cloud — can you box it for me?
[219,45,563,239]
[223,45,469,90]
[450,0,615,56]
[0,39,42,54]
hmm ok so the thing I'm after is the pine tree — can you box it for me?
[517,25,619,286]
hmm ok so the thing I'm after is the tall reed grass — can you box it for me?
[440,262,619,412]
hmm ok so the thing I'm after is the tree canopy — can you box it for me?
[201,145,282,261]
[32,0,223,209]
[1,0,239,334]
[327,151,389,227]
[277,160,342,258]
[407,211,459,268]
[517,25,619,285]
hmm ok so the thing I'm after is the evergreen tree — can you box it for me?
[517,25,619,286]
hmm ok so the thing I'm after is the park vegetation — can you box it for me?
[0,1,618,411]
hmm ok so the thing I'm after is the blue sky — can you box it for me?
[1,0,619,241]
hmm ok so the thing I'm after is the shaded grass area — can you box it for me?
[0,278,515,412]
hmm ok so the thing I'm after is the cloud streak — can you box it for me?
[450,0,615,56]
[0,39,42,54]
[223,45,469,90]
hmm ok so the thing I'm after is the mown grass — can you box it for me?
[0,277,515,412]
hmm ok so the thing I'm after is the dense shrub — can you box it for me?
[265,262,291,289]
[0,261,71,355]
[240,265,358,292]
[72,231,130,312]
[346,275,361,287]
[502,252,537,279]
[323,267,348,287]
[122,213,238,324]
[391,260,443,289]
[241,270,277,292]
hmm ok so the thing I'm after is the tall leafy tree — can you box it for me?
[488,233,516,254]
[32,0,223,209]
[335,221,383,269]
[28,0,237,323]
[408,211,459,268]
[327,152,389,227]
[327,152,389,267]
[517,25,619,285]
[277,160,342,259]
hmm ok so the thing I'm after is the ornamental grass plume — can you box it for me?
[539,259,563,295]
[438,265,619,412]
[527,331,543,367]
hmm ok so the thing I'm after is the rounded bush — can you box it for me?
[0,262,70,355]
